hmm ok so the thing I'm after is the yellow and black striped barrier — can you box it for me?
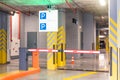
[105,37,109,53]
[96,36,100,50]
[47,32,57,70]
[57,26,66,67]
[47,26,66,69]
[0,29,7,64]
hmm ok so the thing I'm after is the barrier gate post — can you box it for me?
[32,51,39,68]
[19,48,28,70]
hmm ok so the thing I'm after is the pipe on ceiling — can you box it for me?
[65,0,76,14]
[72,0,85,12]
[18,12,21,40]
[0,9,11,15]
[0,2,30,16]
[10,16,12,41]
[17,12,21,40]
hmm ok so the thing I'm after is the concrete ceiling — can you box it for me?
[0,0,108,14]
[0,0,108,26]
[57,0,108,27]
[58,0,108,16]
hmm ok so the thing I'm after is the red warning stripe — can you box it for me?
[28,49,100,54]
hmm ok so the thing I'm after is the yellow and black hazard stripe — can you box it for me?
[57,26,66,67]
[0,29,7,64]
[47,32,57,70]
[109,18,118,80]
[118,10,120,80]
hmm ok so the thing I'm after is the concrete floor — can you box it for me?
[0,57,109,80]
[16,69,109,80]
[0,59,19,74]
[39,53,109,72]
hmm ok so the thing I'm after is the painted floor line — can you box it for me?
[0,68,40,80]
[0,71,20,77]
[0,73,9,77]
[0,67,38,77]
[63,72,97,80]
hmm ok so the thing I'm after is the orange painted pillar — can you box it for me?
[32,51,39,68]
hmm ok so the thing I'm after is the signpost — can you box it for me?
[39,10,58,32]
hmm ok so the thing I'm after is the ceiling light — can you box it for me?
[99,0,106,6]
[104,31,107,35]
[99,35,106,38]
[101,16,104,19]
[10,11,14,14]
[10,11,15,15]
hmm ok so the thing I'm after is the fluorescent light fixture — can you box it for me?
[104,31,107,35]
[10,11,15,15]
[99,35,106,38]
[99,0,106,6]
[101,16,104,19]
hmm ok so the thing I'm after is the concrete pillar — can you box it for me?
[109,0,118,80]
[57,9,66,67]
[83,13,95,50]
[20,14,26,47]
[7,15,11,63]
[58,9,66,28]
[65,10,83,59]
[47,35,57,70]
[117,0,120,79]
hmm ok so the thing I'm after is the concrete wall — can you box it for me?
[21,10,66,48]
[12,13,19,38]
[20,13,47,61]
[20,10,96,59]
[20,10,66,60]
[21,11,97,51]
[66,10,83,59]
[11,13,20,56]
[66,10,83,49]
[20,13,47,48]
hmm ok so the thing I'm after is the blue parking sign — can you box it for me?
[40,12,46,19]
[40,23,46,30]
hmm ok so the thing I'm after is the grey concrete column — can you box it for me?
[82,13,96,58]
[57,9,66,67]
[7,15,11,63]
[109,0,118,79]
[20,14,26,47]
[83,13,95,50]
[58,9,66,28]
[117,0,120,79]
